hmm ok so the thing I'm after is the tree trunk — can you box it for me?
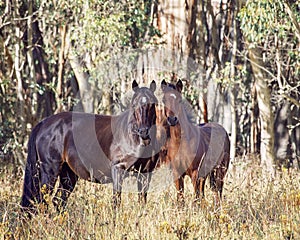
[14,2,25,133]
[26,11,54,119]
[248,47,275,177]
[26,0,37,122]
[196,0,208,123]
[283,1,300,42]
[13,0,27,167]
[274,101,292,167]
[250,84,259,154]
[55,25,67,113]
[68,46,94,113]
[186,0,197,63]
[102,91,113,115]
[229,0,238,160]
[155,0,189,75]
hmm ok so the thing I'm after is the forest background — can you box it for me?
[0,0,300,185]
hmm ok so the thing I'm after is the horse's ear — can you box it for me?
[132,80,139,92]
[161,79,167,91]
[150,80,156,92]
[176,80,183,93]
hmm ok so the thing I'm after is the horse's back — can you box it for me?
[31,112,113,182]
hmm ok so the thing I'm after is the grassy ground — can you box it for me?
[1,156,300,240]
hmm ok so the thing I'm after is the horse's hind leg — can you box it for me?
[21,159,41,214]
[21,152,60,213]
[211,170,221,207]
[53,163,78,211]
[38,148,63,209]
[212,153,230,206]
[209,169,220,207]
[210,166,227,208]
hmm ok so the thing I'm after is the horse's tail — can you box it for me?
[20,122,42,210]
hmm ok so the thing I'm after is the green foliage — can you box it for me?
[54,0,161,112]
[238,0,296,44]
[66,0,159,60]
[0,120,13,158]
[1,0,299,167]
[0,77,18,162]
[72,1,127,51]
[239,0,300,104]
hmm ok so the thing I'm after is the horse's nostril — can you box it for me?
[138,127,149,137]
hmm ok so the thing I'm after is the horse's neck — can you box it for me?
[169,125,181,143]
[177,107,194,138]
[112,110,133,138]
[169,107,192,143]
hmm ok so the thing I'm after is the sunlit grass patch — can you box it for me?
[1,158,300,239]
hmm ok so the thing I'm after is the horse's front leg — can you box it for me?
[199,177,206,199]
[111,163,125,209]
[174,175,184,203]
[137,172,151,204]
[53,162,78,212]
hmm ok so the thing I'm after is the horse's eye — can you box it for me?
[132,123,138,130]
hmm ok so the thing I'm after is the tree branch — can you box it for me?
[283,1,300,42]
[282,93,300,108]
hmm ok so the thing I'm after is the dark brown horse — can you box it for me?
[21,80,160,212]
[160,80,230,206]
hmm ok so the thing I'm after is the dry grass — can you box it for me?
[1,156,300,240]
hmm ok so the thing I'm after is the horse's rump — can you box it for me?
[196,122,230,178]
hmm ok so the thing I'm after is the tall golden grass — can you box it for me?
[1,156,300,239]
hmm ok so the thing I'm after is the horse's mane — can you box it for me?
[112,93,133,114]
[181,98,197,124]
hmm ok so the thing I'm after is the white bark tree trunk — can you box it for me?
[229,0,239,161]
[249,47,275,178]
[27,0,37,119]
[68,49,94,113]
[14,4,25,133]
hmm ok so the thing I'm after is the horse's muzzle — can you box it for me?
[138,127,151,146]
[167,116,178,126]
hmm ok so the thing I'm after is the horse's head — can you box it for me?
[131,80,158,146]
[161,79,183,126]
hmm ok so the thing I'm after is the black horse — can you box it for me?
[21,80,160,212]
